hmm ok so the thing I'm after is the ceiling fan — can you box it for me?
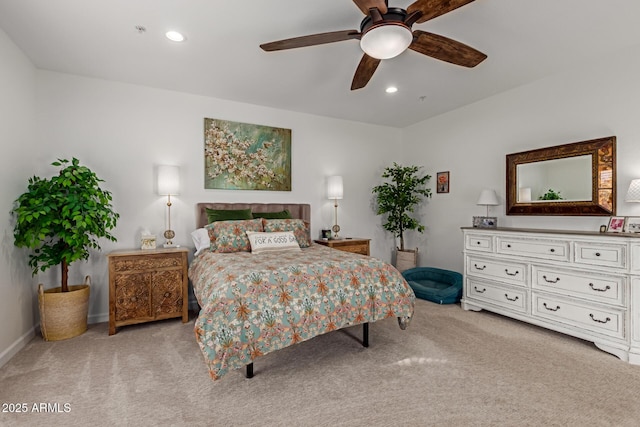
[260,0,487,90]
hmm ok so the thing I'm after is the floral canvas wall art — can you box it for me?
[204,118,291,191]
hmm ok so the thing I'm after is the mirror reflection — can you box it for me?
[516,155,592,202]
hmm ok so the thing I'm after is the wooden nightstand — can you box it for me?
[107,247,189,335]
[314,238,370,256]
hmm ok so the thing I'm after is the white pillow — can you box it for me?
[246,231,301,254]
[191,228,210,256]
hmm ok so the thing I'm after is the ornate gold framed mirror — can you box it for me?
[506,136,616,216]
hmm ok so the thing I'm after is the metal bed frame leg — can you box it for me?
[363,322,369,347]
[244,322,369,379]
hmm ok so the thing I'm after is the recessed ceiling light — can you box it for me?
[386,86,398,94]
[165,31,186,42]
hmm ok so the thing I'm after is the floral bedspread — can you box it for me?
[189,244,415,380]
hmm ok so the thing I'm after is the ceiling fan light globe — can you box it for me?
[360,24,413,60]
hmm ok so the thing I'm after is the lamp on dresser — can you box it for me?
[474,189,500,228]
[157,165,180,247]
[327,175,343,239]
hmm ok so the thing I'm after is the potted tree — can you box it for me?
[372,163,432,271]
[12,158,119,341]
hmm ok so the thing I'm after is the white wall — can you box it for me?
[34,71,403,326]
[402,44,640,273]
[0,28,39,365]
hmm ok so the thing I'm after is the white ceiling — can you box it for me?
[1,0,640,128]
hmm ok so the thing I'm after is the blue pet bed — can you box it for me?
[402,267,463,304]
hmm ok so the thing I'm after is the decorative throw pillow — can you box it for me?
[262,219,311,248]
[191,228,210,256]
[246,231,301,254]
[251,210,292,219]
[206,218,264,253]
[205,208,253,224]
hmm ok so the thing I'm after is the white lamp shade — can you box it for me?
[327,175,343,200]
[360,24,413,60]
[157,165,180,195]
[518,187,532,202]
[625,179,640,202]
[477,189,500,206]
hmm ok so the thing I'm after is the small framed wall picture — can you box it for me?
[624,217,640,233]
[436,171,450,194]
[607,216,625,233]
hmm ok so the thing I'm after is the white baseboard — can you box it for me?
[0,326,36,369]
[88,312,109,324]
[1,301,198,368]
[0,313,106,369]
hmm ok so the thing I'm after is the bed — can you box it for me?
[189,202,415,380]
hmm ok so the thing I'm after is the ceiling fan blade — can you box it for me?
[407,0,475,24]
[352,0,388,15]
[260,30,360,51]
[351,54,381,90]
[409,30,486,67]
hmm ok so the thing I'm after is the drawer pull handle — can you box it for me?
[589,313,611,324]
[504,269,519,277]
[589,283,611,292]
[164,292,172,298]
[474,286,487,293]
[543,275,560,284]
[550,248,555,253]
[595,252,601,257]
[474,264,486,271]
[543,302,560,312]
[476,241,481,245]
[504,294,519,302]
[506,244,511,248]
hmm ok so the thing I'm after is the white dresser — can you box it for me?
[462,227,640,364]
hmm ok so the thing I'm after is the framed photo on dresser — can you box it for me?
[624,217,640,233]
[607,216,625,233]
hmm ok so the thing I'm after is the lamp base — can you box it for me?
[163,229,176,248]
[332,224,341,239]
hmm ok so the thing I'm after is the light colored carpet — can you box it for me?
[2,299,640,426]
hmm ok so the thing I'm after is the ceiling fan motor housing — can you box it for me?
[359,7,410,32]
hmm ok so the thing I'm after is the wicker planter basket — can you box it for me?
[38,276,91,341]
[395,248,418,272]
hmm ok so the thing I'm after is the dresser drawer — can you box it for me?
[496,236,570,262]
[465,234,493,253]
[466,278,527,313]
[630,244,640,273]
[314,238,370,256]
[111,253,183,272]
[532,266,624,305]
[466,255,527,286]
[343,243,369,255]
[533,294,625,339]
[574,241,626,269]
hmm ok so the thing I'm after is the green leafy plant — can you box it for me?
[372,163,432,251]
[539,188,563,200]
[12,158,119,292]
